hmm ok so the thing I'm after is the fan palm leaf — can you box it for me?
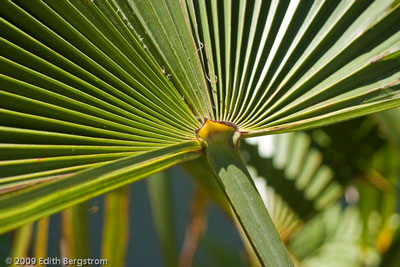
[1,0,400,265]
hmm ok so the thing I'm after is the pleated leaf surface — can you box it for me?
[1,0,400,232]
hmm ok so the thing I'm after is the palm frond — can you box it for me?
[289,205,364,267]
[193,0,400,134]
[242,116,390,238]
[1,0,400,264]
[0,141,201,232]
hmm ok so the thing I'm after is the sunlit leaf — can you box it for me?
[1,0,400,264]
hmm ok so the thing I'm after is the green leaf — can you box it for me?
[197,120,294,267]
[192,0,400,133]
[182,154,231,215]
[242,116,391,241]
[61,203,90,260]
[0,141,202,233]
[34,217,50,265]
[147,171,178,267]
[289,205,363,267]
[102,186,130,267]
[376,107,400,147]
[1,0,400,264]
[11,223,33,259]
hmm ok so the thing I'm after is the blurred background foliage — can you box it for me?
[1,108,399,267]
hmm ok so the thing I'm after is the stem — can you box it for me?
[35,217,50,267]
[148,172,178,267]
[11,223,33,260]
[179,186,208,267]
[197,120,294,267]
[102,186,130,267]
[61,203,89,259]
